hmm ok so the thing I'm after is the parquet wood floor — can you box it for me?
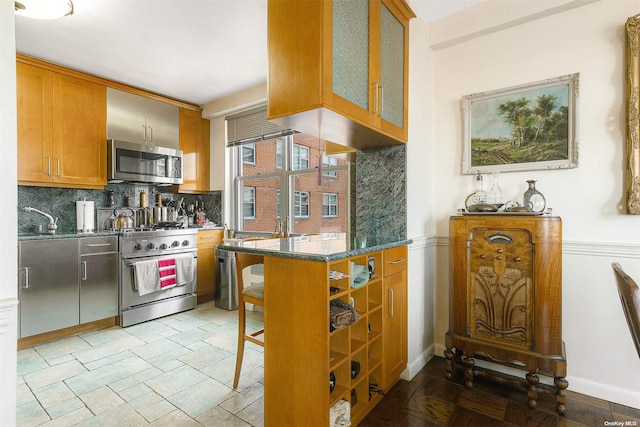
[360,356,640,427]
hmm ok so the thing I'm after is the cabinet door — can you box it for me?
[80,252,118,324]
[375,0,409,140]
[17,63,53,183]
[179,108,211,193]
[52,73,107,187]
[107,88,148,144]
[19,240,79,338]
[329,0,373,124]
[196,230,223,303]
[145,98,179,149]
[382,269,407,389]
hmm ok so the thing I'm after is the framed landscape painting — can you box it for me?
[462,74,579,174]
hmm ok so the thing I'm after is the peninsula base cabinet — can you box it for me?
[445,215,568,414]
[263,245,407,426]
[196,229,224,304]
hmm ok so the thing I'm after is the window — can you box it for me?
[294,191,310,218]
[322,153,338,177]
[243,143,256,164]
[322,193,338,217]
[276,139,283,169]
[243,187,256,219]
[227,106,350,235]
[293,145,309,170]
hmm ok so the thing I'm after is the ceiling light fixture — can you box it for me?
[14,0,74,20]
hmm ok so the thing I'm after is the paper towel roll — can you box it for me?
[76,200,95,233]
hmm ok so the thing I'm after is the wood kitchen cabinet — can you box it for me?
[17,61,107,189]
[267,0,414,149]
[178,108,211,194]
[445,215,568,414]
[260,245,408,426]
[196,229,224,304]
[382,245,408,389]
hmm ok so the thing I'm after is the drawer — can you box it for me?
[197,229,224,246]
[80,236,118,254]
[384,245,408,277]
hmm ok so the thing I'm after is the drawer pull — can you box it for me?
[514,257,521,262]
[389,258,405,265]
[479,254,486,259]
[86,243,112,247]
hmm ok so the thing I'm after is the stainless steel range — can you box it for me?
[118,228,198,327]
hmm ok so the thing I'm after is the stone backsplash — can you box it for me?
[18,183,222,234]
[353,144,407,243]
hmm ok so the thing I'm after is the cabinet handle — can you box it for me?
[22,267,29,289]
[81,261,87,280]
[372,82,380,115]
[387,288,394,317]
[56,158,61,177]
[46,157,51,176]
[86,243,112,247]
[514,257,521,262]
[148,126,153,142]
[378,85,384,117]
[389,258,405,265]
[142,124,146,141]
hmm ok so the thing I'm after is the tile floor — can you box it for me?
[16,303,265,427]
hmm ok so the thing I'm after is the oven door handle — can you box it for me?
[123,253,197,267]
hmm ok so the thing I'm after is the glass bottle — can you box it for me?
[487,171,503,206]
[465,171,487,208]
[523,180,546,212]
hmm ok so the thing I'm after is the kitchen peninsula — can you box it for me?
[218,233,411,426]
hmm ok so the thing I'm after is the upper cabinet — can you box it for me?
[107,88,179,149]
[178,108,211,194]
[17,61,107,189]
[267,0,414,150]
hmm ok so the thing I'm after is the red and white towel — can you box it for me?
[134,254,196,296]
[158,259,177,289]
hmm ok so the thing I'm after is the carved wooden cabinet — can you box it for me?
[445,215,568,414]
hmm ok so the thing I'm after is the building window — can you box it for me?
[322,193,338,217]
[243,143,256,164]
[322,153,338,177]
[243,187,256,219]
[293,144,309,170]
[227,108,349,235]
[294,191,310,218]
[276,139,283,169]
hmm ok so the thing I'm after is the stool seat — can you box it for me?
[243,283,264,299]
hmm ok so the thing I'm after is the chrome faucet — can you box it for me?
[23,206,58,234]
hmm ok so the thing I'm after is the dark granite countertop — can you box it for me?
[217,232,412,262]
[18,231,120,241]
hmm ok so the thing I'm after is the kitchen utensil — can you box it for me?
[113,207,135,229]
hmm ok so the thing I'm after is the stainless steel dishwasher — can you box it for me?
[215,248,238,310]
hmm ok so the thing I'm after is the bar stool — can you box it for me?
[233,245,265,388]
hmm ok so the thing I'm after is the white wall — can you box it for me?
[425,0,640,408]
[0,0,19,424]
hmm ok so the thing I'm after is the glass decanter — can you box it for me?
[523,180,546,212]
[486,171,503,207]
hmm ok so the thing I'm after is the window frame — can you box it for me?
[322,193,339,218]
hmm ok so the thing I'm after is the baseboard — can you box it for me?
[402,344,436,381]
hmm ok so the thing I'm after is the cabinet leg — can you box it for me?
[526,372,539,409]
[462,356,475,389]
[554,377,569,415]
[444,348,454,380]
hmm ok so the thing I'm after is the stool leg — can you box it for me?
[233,303,246,389]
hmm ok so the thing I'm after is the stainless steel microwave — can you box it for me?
[107,139,183,185]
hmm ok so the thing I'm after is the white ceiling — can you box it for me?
[14,0,486,106]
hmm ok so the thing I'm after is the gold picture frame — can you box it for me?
[626,14,640,214]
